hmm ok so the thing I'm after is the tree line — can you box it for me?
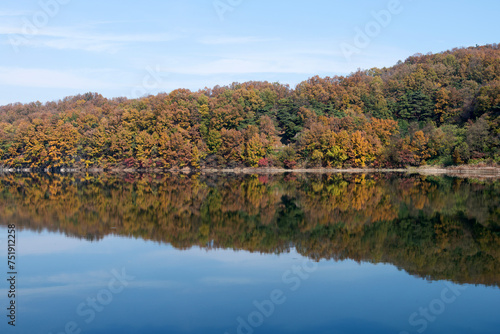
[0,44,499,169]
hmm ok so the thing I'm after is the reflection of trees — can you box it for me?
[0,172,498,286]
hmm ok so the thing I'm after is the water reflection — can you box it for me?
[0,172,499,334]
[0,175,500,285]
[1,229,499,334]
[0,172,498,287]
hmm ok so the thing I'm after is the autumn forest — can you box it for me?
[1,44,499,169]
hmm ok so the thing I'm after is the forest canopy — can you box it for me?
[1,44,499,169]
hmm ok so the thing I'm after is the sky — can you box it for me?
[0,0,499,106]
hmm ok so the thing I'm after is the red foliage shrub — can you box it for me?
[258,157,270,167]
[283,159,296,169]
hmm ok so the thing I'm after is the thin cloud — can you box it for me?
[163,55,350,76]
[192,42,406,75]
[22,271,112,285]
[0,24,181,52]
[41,38,122,53]
[199,36,278,45]
[200,276,262,286]
[0,67,117,90]
[0,279,184,297]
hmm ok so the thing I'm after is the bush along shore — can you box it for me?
[1,44,499,171]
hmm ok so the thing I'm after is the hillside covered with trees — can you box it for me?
[1,44,499,169]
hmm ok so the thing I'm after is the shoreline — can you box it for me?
[1,166,500,178]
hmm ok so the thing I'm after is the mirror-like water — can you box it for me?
[0,173,499,334]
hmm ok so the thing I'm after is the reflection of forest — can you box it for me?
[0,173,499,286]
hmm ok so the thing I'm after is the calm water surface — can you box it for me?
[0,172,499,334]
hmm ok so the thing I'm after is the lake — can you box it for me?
[0,172,499,334]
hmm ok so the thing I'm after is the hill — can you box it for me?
[1,44,499,169]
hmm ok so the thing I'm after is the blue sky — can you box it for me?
[0,0,499,105]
